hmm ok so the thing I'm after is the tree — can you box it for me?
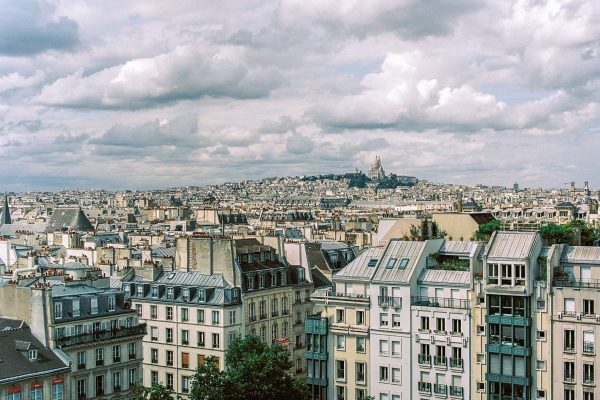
[539,223,575,244]
[131,383,177,400]
[473,219,503,241]
[191,335,309,400]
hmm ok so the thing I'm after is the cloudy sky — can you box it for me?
[1,0,599,191]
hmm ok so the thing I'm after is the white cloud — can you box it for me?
[0,70,45,92]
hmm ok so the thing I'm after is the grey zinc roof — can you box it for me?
[418,269,470,286]
[487,231,539,260]
[561,246,600,264]
[47,208,93,232]
[334,246,384,280]
[439,240,478,256]
[153,270,230,288]
[0,319,69,383]
[151,246,176,258]
[372,240,426,283]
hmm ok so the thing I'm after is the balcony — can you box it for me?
[418,354,431,365]
[418,382,432,393]
[434,356,447,367]
[113,356,121,363]
[449,386,464,397]
[411,296,470,309]
[56,324,147,348]
[249,315,257,322]
[77,363,86,370]
[449,358,464,369]
[434,384,447,395]
[378,296,401,308]
[151,358,158,364]
[555,278,600,289]
[260,314,268,320]
[96,359,104,367]
[272,311,279,317]
[113,386,121,392]
[282,309,289,315]
[128,353,136,360]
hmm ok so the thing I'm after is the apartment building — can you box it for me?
[311,246,382,400]
[0,282,145,400]
[305,315,329,400]
[472,231,549,400]
[412,240,482,400]
[123,270,242,397]
[551,245,600,400]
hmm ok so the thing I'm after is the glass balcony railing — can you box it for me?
[418,354,431,365]
[56,324,147,348]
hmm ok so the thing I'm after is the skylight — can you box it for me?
[386,258,397,268]
[399,258,409,269]
[367,258,378,267]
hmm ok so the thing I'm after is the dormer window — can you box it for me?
[166,287,174,299]
[137,286,143,297]
[28,349,38,361]
[198,289,206,302]
[182,288,190,302]
[54,302,63,319]
[124,285,131,296]
[271,274,277,287]
[73,299,80,317]
[248,254,253,263]
[248,277,254,291]
[151,286,158,298]
[265,252,271,261]
[259,275,265,289]
[108,296,115,311]
[281,272,287,286]
[90,297,98,315]
[297,269,305,282]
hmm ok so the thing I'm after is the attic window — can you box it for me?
[28,349,38,361]
[386,258,397,268]
[399,258,409,269]
[367,259,378,267]
[166,287,174,299]
[167,273,175,280]
[198,289,206,302]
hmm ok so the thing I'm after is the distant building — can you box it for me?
[368,156,386,180]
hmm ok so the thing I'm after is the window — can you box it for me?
[112,345,121,362]
[379,366,389,381]
[151,326,158,341]
[95,348,104,366]
[476,382,485,392]
[151,371,158,386]
[564,361,575,382]
[165,350,173,366]
[182,308,189,322]
[356,337,366,352]
[356,310,365,325]
[336,335,346,350]
[584,331,595,353]
[182,288,190,302]
[260,326,267,342]
[564,298,575,314]
[391,367,400,383]
[336,386,345,400]
[336,309,345,323]
[536,360,546,370]
[72,299,80,317]
[399,258,409,269]
[452,319,462,334]
[421,316,430,331]
[283,321,288,337]
[137,285,143,297]
[379,340,389,355]
[166,373,173,390]
[212,311,220,325]
[212,333,220,348]
[282,297,288,314]
[166,287,174,299]
[386,258,397,268]
[336,360,345,380]
[271,274,277,286]
[52,382,63,400]
[151,286,158,297]
[113,371,121,391]
[197,309,205,323]
[259,275,265,288]
[54,302,62,319]
[150,305,157,319]
[272,324,278,341]
[151,349,158,364]
[537,299,546,309]
[391,341,400,356]
[229,310,236,325]
[356,362,366,382]
[30,387,42,400]
[136,304,143,317]
[537,390,545,399]
[584,363,595,384]
[584,299,595,316]
[166,306,173,320]
[7,391,21,400]
[182,352,189,368]
[564,389,574,400]
[537,330,546,340]
[367,258,378,267]
[260,301,266,318]
[95,375,104,396]
[392,314,401,327]
[436,317,445,333]
[129,368,137,386]
[182,330,189,345]
[198,289,206,302]
[182,376,190,393]
[90,297,98,314]
[476,353,485,363]
[584,392,594,400]
[477,325,485,335]
[77,379,87,399]
[356,389,366,400]
[108,296,115,311]
[128,342,136,359]
[77,351,86,369]
[565,329,575,351]
[380,313,389,327]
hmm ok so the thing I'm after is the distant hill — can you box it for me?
[301,172,418,189]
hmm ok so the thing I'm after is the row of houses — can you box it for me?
[308,231,600,400]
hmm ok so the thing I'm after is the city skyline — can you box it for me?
[2,1,600,191]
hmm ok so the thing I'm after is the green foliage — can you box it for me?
[539,223,575,244]
[131,383,178,400]
[474,219,503,241]
[191,335,309,400]
[565,220,600,245]
[429,253,469,271]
